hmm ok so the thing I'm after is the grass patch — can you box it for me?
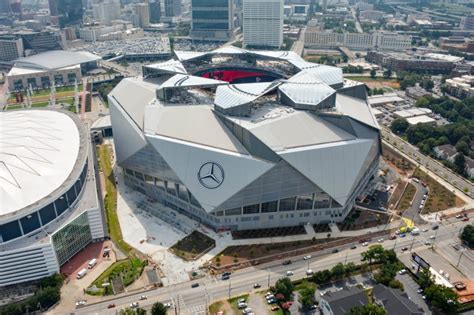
[398,183,416,211]
[97,144,132,254]
[87,258,147,296]
[170,230,215,261]
[346,76,396,82]
[414,168,465,212]
[209,301,225,314]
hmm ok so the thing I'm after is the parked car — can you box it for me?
[222,274,230,280]
[456,214,463,219]
[237,302,247,309]
[191,283,200,288]
[398,269,407,275]
[76,300,86,307]
[163,302,172,309]
[417,288,424,294]
[271,306,279,311]
[432,225,439,230]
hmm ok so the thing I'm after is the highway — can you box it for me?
[73,219,472,315]
[381,128,474,200]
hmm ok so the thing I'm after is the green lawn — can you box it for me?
[97,144,133,254]
[87,258,147,296]
[398,183,416,211]
[345,76,397,82]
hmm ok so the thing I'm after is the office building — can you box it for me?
[165,0,181,17]
[366,51,456,74]
[109,48,380,231]
[48,0,58,16]
[92,0,121,25]
[304,30,412,51]
[6,50,100,91]
[53,0,84,27]
[460,14,474,31]
[0,36,24,62]
[17,31,62,54]
[243,0,284,48]
[134,3,150,28]
[0,0,11,14]
[190,0,233,41]
[149,0,161,23]
[0,109,105,287]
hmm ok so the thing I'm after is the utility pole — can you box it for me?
[267,269,271,288]
[228,279,231,299]
[456,250,464,267]
[409,234,416,251]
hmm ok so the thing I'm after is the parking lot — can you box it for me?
[396,273,432,314]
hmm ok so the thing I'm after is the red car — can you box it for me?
[462,217,470,222]
[107,304,116,309]
[389,235,397,240]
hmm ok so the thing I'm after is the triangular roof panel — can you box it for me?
[145,59,187,75]
[160,74,227,89]
[280,138,374,206]
[174,50,209,62]
[214,81,281,110]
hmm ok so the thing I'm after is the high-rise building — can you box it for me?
[134,3,150,28]
[243,0,283,48]
[0,0,12,14]
[461,14,474,31]
[190,0,233,41]
[149,0,161,23]
[165,0,181,17]
[55,0,84,27]
[93,0,121,25]
[48,0,58,16]
[0,36,24,62]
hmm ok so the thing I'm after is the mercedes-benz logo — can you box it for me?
[198,162,225,189]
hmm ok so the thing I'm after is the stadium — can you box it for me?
[110,47,380,231]
[0,109,105,286]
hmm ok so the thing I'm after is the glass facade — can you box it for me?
[0,160,88,244]
[191,0,230,31]
[52,211,92,266]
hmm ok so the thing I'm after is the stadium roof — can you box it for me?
[14,50,100,70]
[160,74,227,90]
[0,110,80,216]
[214,81,281,110]
[335,94,379,129]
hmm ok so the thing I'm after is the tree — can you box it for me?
[348,303,387,315]
[389,279,404,290]
[422,79,434,91]
[417,268,434,289]
[370,69,377,79]
[460,224,474,247]
[311,269,332,284]
[361,245,385,265]
[342,55,349,63]
[454,153,466,176]
[151,302,167,315]
[455,140,469,155]
[299,281,316,308]
[383,69,392,79]
[274,277,294,300]
[390,118,409,135]
[424,284,459,314]
[331,263,345,280]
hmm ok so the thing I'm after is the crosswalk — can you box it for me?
[186,304,206,314]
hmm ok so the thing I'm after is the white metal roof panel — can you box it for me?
[174,50,209,61]
[336,93,379,129]
[145,59,187,74]
[144,105,249,154]
[214,82,280,109]
[14,50,101,70]
[249,111,355,151]
[0,110,80,216]
[160,74,227,89]
[279,80,335,106]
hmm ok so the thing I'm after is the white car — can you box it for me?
[163,302,172,309]
[130,302,139,308]
[306,269,314,276]
[378,238,384,243]
[303,255,312,260]
[362,242,369,246]
[430,235,435,239]
[238,298,246,304]
[75,300,86,307]
[237,302,247,309]
[139,295,147,300]
[286,271,294,276]
[398,269,407,275]
[422,228,428,232]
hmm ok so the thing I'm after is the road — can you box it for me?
[351,7,363,33]
[381,128,474,200]
[72,219,472,315]
[291,26,306,56]
[402,180,428,225]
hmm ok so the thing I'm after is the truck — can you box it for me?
[77,268,87,279]
[88,258,97,269]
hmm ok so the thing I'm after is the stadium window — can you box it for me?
[279,197,296,211]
